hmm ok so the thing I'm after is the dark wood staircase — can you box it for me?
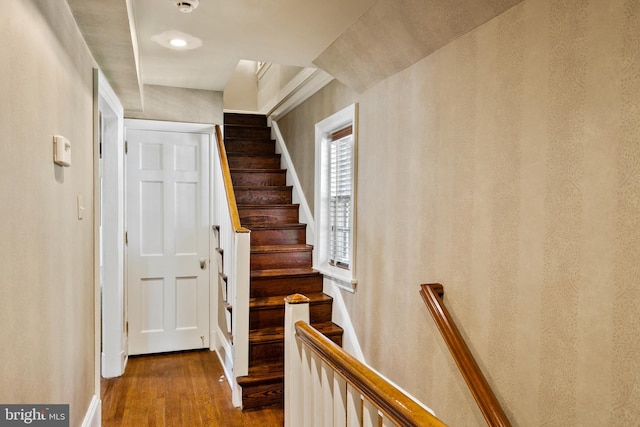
[224,113,344,409]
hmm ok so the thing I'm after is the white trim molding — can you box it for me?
[81,395,101,427]
[263,67,334,120]
[98,70,126,379]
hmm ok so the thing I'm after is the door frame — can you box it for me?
[98,71,126,378]
[123,119,216,354]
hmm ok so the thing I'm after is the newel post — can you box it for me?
[284,294,310,427]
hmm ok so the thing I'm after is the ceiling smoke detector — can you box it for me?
[171,0,199,13]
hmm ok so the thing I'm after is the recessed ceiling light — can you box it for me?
[169,38,188,47]
[151,30,202,50]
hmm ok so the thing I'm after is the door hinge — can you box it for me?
[125,321,129,335]
[125,140,128,154]
[125,231,128,245]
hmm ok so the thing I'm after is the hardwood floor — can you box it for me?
[101,350,284,426]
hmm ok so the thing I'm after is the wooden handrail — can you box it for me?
[419,284,512,427]
[294,321,447,427]
[215,125,249,233]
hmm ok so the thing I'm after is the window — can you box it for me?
[314,104,357,291]
[328,126,352,269]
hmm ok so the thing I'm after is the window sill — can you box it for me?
[314,263,357,293]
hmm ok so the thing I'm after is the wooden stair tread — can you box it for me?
[249,322,343,343]
[235,185,292,190]
[224,140,275,145]
[250,267,319,278]
[225,136,274,140]
[227,152,280,158]
[237,363,284,386]
[247,223,306,230]
[223,124,266,129]
[230,168,286,173]
[250,293,332,309]
[238,203,300,209]
[251,244,312,253]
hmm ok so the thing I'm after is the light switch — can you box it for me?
[53,135,71,166]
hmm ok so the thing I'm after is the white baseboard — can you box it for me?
[81,394,101,427]
[101,350,125,378]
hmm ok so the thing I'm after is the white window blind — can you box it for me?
[328,126,353,269]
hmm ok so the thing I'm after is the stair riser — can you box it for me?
[250,334,343,365]
[224,113,267,127]
[250,274,323,298]
[238,206,299,225]
[251,341,283,364]
[231,171,287,187]
[240,381,283,410]
[250,250,312,270]
[235,188,292,205]
[228,155,281,169]
[249,228,306,246]
[249,302,332,330]
[225,139,275,155]
[225,126,271,139]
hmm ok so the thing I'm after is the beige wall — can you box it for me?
[126,84,223,124]
[0,1,97,425]
[278,0,640,424]
[224,60,259,112]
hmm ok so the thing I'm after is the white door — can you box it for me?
[126,127,210,355]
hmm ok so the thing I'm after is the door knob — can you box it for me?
[200,258,207,270]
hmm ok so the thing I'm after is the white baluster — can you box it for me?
[362,399,378,427]
[321,361,334,425]
[346,384,362,426]
[311,353,323,426]
[333,374,347,426]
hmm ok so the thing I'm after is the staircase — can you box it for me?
[224,113,344,409]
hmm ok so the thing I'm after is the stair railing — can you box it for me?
[284,294,447,427]
[213,124,251,407]
[419,284,512,427]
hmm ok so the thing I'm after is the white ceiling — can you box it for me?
[68,0,522,111]
[131,0,376,91]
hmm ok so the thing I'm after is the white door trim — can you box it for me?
[98,70,126,378]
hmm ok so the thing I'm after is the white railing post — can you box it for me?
[231,230,250,406]
[285,294,310,427]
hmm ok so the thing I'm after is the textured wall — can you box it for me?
[67,0,143,111]
[0,1,97,425]
[126,85,223,124]
[314,0,523,93]
[279,0,640,424]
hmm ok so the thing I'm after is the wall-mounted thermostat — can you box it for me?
[53,135,71,166]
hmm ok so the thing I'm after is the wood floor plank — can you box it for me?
[101,350,284,426]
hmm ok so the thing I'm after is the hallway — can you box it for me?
[101,350,284,426]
